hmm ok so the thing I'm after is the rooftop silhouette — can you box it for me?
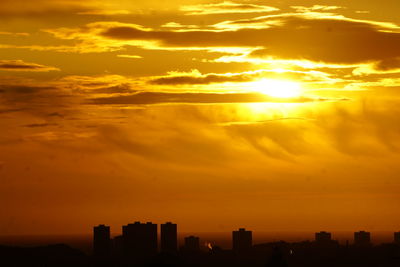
[161,222,178,253]
[183,236,200,252]
[122,221,157,258]
[354,230,371,246]
[232,228,252,253]
[93,224,111,258]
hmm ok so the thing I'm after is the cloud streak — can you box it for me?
[149,69,338,85]
[89,91,329,105]
[181,1,278,15]
[0,60,59,72]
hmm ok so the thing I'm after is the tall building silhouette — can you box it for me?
[161,222,177,253]
[122,222,157,257]
[184,236,200,251]
[354,231,371,246]
[232,228,252,252]
[394,232,400,244]
[184,238,200,251]
[93,224,111,257]
[315,231,332,243]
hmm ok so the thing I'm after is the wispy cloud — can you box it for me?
[117,54,143,59]
[23,123,59,128]
[77,9,131,15]
[89,91,329,105]
[181,1,279,15]
[0,32,29,36]
[0,60,59,72]
[148,69,337,86]
[291,5,343,13]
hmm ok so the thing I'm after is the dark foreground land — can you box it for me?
[1,241,400,267]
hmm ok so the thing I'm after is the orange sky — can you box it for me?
[1,0,400,235]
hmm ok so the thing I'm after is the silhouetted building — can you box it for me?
[184,236,200,251]
[184,238,200,251]
[113,235,124,256]
[354,231,371,246]
[161,222,177,253]
[232,228,252,252]
[93,224,111,257]
[315,231,332,243]
[122,221,157,257]
[394,232,400,245]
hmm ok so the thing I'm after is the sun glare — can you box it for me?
[252,79,302,98]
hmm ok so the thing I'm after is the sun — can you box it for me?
[252,79,302,98]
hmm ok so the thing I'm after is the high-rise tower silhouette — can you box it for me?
[184,236,200,251]
[161,222,178,253]
[354,231,371,246]
[93,224,111,257]
[232,228,252,253]
[122,222,157,257]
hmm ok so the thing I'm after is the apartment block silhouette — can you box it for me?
[232,228,252,252]
[161,222,178,253]
[354,231,371,246]
[93,224,111,257]
[184,236,200,251]
[122,222,157,257]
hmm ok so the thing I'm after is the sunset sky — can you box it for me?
[1,0,400,235]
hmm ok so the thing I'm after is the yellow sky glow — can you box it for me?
[251,79,302,98]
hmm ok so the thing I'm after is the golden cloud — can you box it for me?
[181,1,279,15]
[291,5,343,13]
[148,69,338,85]
[36,13,400,72]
